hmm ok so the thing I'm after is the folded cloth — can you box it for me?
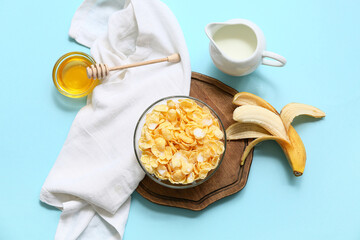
[40,0,191,238]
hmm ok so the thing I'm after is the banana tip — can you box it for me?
[293,171,303,177]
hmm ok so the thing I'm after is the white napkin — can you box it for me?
[40,0,191,239]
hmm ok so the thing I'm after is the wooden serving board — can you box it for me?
[136,72,254,211]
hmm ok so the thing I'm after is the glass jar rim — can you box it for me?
[52,51,97,98]
[133,95,227,189]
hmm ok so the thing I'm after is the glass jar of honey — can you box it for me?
[52,52,99,98]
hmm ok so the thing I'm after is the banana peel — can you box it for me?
[279,125,306,176]
[226,122,270,140]
[236,125,306,176]
[233,92,278,114]
[240,135,288,165]
[227,92,325,177]
[280,103,326,131]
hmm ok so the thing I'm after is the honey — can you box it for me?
[53,52,99,98]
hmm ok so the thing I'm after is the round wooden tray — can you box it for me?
[136,72,254,211]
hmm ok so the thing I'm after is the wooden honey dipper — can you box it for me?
[86,53,181,79]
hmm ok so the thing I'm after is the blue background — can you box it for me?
[0,0,359,239]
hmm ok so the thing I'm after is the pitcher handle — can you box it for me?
[262,51,287,67]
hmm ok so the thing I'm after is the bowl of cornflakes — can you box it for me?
[133,96,226,189]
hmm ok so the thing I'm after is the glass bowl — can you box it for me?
[52,51,99,98]
[133,96,227,189]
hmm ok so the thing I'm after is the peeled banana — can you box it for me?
[227,92,325,177]
[233,105,289,142]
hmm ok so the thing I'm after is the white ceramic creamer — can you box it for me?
[205,19,286,76]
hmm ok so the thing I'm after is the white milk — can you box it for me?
[212,25,257,60]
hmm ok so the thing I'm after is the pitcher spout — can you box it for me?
[205,22,228,53]
[205,22,224,41]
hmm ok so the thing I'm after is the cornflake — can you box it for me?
[138,99,224,184]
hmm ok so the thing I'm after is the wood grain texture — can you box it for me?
[136,72,254,211]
